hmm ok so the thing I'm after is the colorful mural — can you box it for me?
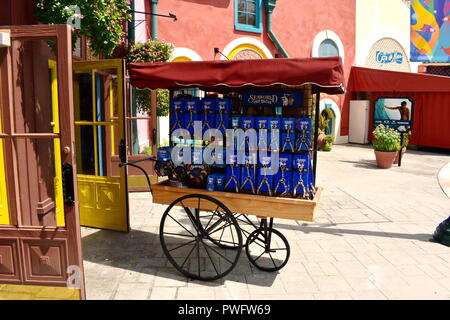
[411,0,450,62]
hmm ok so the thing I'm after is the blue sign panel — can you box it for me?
[242,92,303,107]
[376,51,404,64]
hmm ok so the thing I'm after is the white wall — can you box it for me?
[356,0,421,73]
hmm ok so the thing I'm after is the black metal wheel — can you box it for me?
[159,194,243,281]
[207,213,260,249]
[245,224,290,272]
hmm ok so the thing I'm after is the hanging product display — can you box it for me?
[273,153,293,196]
[281,118,296,152]
[163,91,319,200]
[256,153,274,196]
[296,118,313,152]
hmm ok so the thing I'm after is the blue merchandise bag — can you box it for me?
[191,147,203,165]
[240,152,257,194]
[201,99,217,132]
[256,153,274,195]
[281,118,296,152]
[184,99,201,135]
[210,148,225,168]
[273,153,293,196]
[206,174,216,192]
[157,147,172,161]
[216,99,232,133]
[226,116,241,150]
[293,153,311,198]
[256,117,270,151]
[296,118,313,152]
[224,152,240,192]
[170,99,185,131]
[231,116,241,129]
[215,173,226,192]
[268,117,281,152]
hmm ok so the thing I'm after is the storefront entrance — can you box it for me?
[72,60,129,232]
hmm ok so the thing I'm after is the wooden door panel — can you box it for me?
[0,238,21,282]
[78,175,127,232]
[0,25,85,299]
[22,238,68,283]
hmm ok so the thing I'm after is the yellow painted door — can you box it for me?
[73,60,129,232]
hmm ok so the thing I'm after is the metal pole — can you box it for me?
[313,91,320,183]
[398,132,404,167]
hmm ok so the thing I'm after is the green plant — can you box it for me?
[36,0,131,57]
[125,40,174,116]
[318,114,329,133]
[372,124,401,152]
[324,135,334,144]
[141,146,152,155]
[321,134,334,151]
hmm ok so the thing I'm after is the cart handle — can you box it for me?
[118,156,156,168]
[119,157,156,193]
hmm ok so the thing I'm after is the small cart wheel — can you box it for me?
[245,228,290,272]
[160,194,243,281]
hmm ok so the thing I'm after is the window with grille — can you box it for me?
[235,0,262,33]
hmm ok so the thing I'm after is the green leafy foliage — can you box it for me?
[125,40,174,65]
[321,135,334,151]
[372,124,401,152]
[36,0,131,57]
[125,40,174,116]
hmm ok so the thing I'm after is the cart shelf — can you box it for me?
[152,180,323,222]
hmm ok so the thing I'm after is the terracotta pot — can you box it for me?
[318,132,326,150]
[374,150,397,169]
[393,147,407,164]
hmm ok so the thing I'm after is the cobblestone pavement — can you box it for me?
[81,144,450,300]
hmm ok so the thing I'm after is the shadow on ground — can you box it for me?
[269,220,434,243]
[338,159,380,170]
[82,228,280,287]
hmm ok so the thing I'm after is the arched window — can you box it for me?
[312,30,345,63]
[318,39,339,57]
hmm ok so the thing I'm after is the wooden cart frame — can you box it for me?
[123,57,345,281]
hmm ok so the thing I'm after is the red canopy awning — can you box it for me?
[128,57,345,95]
[349,66,450,92]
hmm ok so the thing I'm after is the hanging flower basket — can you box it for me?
[125,40,175,116]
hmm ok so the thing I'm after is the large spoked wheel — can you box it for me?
[159,194,243,281]
[245,227,290,272]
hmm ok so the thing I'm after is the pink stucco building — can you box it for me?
[135,0,356,143]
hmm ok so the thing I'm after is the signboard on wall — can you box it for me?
[365,38,411,72]
[374,97,414,132]
[241,92,303,107]
[410,0,450,62]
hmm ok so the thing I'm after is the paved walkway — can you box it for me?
[81,144,450,300]
[438,162,450,198]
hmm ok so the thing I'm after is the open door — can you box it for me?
[0,25,85,299]
[72,60,129,232]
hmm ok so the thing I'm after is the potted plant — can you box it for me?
[372,124,401,169]
[321,134,334,151]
